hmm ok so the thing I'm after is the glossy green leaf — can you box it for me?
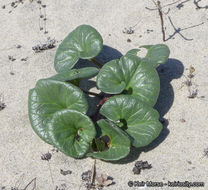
[96,59,125,94]
[100,95,162,148]
[49,67,99,82]
[54,25,103,73]
[47,110,96,158]
[96,54,160,106]
[126,49,140,56]
[28,79,88,144]
[87,119,130,161]
[140,44,170,67]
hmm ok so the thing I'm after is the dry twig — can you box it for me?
[167,16,204,41]
[23,178,36,190]
[146,0,168,41]
[90,159,96,189]
[157,1,166,41]
[194,0,208,9]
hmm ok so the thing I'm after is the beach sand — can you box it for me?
[0,0,208,189]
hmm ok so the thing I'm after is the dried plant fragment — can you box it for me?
[41,152,52,161]
[32,38,56,53]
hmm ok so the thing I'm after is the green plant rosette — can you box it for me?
[28,23,170,161]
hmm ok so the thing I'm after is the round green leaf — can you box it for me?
[28,79,88,144]
[96,54,160,106]
[100,95,162,148]
[47,110,96,158]
[140,44,170,67]
[96,59,126,94]
[87,119,130,161]
[54,25,103,73]
[49,67,99,82]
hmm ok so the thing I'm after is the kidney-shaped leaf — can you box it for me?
[28,79,88,144]
[100,95,162,148]
[54,25,103,73]
[140,44,170,68]
[87,119,130,161]
[97,54,160,106]
[47,109,96,158]
[49,67,99,82]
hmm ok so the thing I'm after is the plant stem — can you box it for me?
[89,58,102,68]
[91,95,114,122]
[81,88,103,98]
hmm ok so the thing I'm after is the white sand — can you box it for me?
[0,0,208,189]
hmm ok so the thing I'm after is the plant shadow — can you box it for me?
[96,45,123,64]
[112,58,184,164]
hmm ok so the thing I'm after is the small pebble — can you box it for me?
[60,169,72,176]
[122,27,134,34]
[16,45,22,48]
[11,2,15,7]
[147,29,153,33]
[8,56,16,61]
[0,102,6,111]
[21,57,28,61]
[127,38,131,42]
[187,160,192,164]
[135,161,143,168]
[180,118,186,123]
[133,167,141,174]
[41,152,52,161]
[81,170,91,181]
[133,160,152,175]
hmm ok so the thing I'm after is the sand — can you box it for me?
[0,0,208,189]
